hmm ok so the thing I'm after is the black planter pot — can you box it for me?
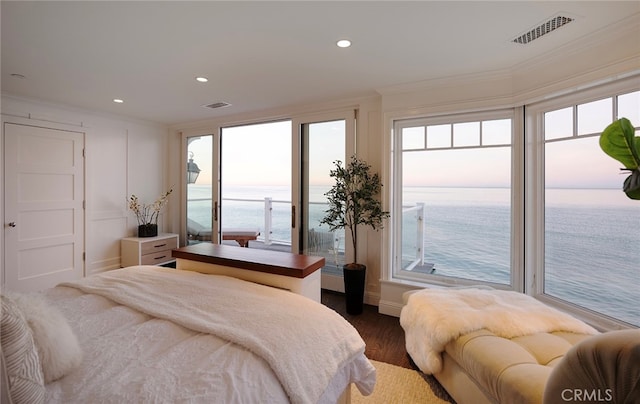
[343,263,366,315]
[138,224,158,238]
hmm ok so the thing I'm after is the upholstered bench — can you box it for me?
[400,288,602,404]
[436,329,592,403]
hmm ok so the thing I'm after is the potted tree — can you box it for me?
[320,156,389,314]
[600,117,640,200]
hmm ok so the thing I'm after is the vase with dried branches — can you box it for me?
[128,188,173,237]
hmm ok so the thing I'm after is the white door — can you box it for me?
[3,123,85,292]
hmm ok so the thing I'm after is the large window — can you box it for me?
[392,111,515,287]
[540,90,640,326]
[390,80,639,328]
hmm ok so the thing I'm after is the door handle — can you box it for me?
[291,206,295,228]
[7,222,16,228]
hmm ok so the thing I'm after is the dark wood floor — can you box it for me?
[322,289,456,403]
[321,289,413,369]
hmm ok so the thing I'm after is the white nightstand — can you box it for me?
[121,233,179,267]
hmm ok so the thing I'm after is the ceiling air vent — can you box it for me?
[203,101,231,109]
[512,15,574,45]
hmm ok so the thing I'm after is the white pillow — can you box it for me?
[8,292,82,383]
[0,295,45,403]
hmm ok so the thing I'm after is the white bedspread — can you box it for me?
[52,266,375,403]
[400,288,598,374]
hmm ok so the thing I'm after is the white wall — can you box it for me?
[1,95,171,282]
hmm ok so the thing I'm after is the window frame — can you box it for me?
[525,77,640,330]
[390,108,524,291]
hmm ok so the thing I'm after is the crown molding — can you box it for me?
[512,12,640,75]
[377,12,640,108]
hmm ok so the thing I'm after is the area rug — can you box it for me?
[351,360,454,404]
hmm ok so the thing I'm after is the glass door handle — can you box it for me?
[291,206,296,228]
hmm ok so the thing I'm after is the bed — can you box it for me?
[1,265,376,404]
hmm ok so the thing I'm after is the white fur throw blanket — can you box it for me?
[60,266,371,404]
[400,288,599,375]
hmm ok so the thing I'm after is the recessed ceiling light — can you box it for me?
[336,39,351,48]
[196,76,209,83]
[113,98,124,104]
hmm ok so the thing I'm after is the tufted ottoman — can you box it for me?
[435,329,591,403]
[401,288,600,404]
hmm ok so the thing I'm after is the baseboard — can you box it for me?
[378,279,428,317]
[378,299,404,317]
[364,291,380,307]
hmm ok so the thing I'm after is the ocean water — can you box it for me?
[188,185,328,243]
[404,187,639,326]
[188,185,639,326]
[544,199,639,326]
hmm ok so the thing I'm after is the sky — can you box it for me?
[187,120,343,187]
[221,121,293,187]
[401,130,632,189]
[186,90,639,190]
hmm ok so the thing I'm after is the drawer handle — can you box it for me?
[154,255,167,260]
[154,243,167,248]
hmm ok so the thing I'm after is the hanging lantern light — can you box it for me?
[187,151,201,184]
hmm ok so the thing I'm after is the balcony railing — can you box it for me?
[188,197,427,272]
[187,196,340,248]
[401,202,425,271]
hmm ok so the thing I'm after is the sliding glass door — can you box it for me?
[296,111,355,291]
[220,121,292,250]
[186,135,215,244]
[183,111,356,294]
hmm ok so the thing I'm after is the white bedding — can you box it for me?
[43,266,376,403]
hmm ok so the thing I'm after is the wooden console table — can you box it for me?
[172,243,324,301]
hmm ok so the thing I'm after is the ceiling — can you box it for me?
[2,1,639,126]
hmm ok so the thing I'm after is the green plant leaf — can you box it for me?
[623,169,640,200]
[599,118,640,170]
[320,156,390,264]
